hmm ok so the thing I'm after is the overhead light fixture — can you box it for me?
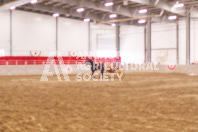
[53,13,59,17]
[111,23,116,27]
[10,6,16,10]
[31,0,37,4]
[174,3,184,8]
[84,18,90,22]
[109,14,117,18]
[77,8,85,13]
[168,15,177,20]
[105,2,114,7]
[139,9,147,14]
[138,19,146,24]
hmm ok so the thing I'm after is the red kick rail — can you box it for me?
[0,56,121,65]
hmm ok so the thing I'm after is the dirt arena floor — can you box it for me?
[0,73,198,132]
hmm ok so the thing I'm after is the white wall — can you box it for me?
[0,11,10,56]
[191,19,198,63]
[58,17,89,56]
[12,10,56,56]
[120,25,144,64]
[96,34,116,57]
[179,20,186,64]
[0,10,89,56]
[0,10,197,64]
[151,23,177,65]
[97,34,116,51]
[152,23,176,49]
[90,24,115,51]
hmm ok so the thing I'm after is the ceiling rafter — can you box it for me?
[20,3,106,21]
[49,0,137,18]
[129,0,198,17]
[129,0,186,16]
[0,0,31,11]
[1,0,198,26]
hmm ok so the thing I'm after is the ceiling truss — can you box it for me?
[0,0,198,26]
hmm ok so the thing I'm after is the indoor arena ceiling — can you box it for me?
[1,0,198,26]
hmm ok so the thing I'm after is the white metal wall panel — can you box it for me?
[120,25,144,64]
[191,19,198,63]
[195,19,198,62]
[97,34,116,50]
[12,10,56,56]
[58,17,89,56]
[97,34,116,57]
[90,24,115,52]
[152,23,176,49]
[0,9,195,65]
[152,23,177,64]
[0,11,10,56]
[179,20,186,64]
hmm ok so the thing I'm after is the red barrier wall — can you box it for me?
[0,56,121,65]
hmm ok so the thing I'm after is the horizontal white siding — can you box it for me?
[58,17,89,56]
[120,25,144,64]
[0,11,10,56]
[12,10,56,56]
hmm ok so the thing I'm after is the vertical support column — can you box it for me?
[10,10,12,56]
[176,22,179,64]
[144,27,146,63]
[145,18,151,63]
[88,22,91,52]
[116,23,120,57]
[186,11,191,65]
[56,17,58,56]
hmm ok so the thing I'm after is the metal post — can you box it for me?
[176,22,179,64]
[146,18,151,63]
[116,23,120,57]
[186,11,191,65]
[10,10,12,56]
[144,27,146,63]
[88,22,91,52]
[56,17,58,56]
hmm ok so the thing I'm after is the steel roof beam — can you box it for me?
[21,3,174,25]
[50,0,136,17]
[0,0,31,11]
[21,3,105,21]
[129,0,186,16]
